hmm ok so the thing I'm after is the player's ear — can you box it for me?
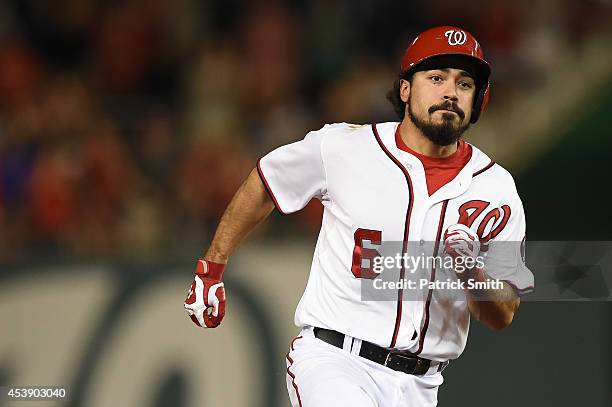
[399,78,411,103]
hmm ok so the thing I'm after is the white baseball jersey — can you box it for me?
[258,121,534,361]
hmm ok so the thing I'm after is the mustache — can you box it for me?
[428,101,465,120]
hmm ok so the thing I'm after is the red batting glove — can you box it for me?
[184,259,226,328]
[443,223,481,276]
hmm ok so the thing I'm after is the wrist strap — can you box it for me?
[195,259,225,280]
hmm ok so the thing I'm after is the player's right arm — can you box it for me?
[184,125,329,328]
[183,168,275,328]
[205,168,276,264]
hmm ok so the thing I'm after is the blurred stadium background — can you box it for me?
[0,0,611,406]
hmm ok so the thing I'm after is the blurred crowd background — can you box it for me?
[1,0,611,260]
[1,2,611,407]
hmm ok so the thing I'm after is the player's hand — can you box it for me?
[443,224,480,274]
[184,259,226,328]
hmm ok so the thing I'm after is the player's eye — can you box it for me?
[459,80,474,89]
[430,75,442,83]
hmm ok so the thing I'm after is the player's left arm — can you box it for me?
[444,187,533,331]
[464,267,520,331]
[444,224,520,330]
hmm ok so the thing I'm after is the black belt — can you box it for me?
[313,327,448,375]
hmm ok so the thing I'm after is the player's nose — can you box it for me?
[441,79,459,102]
[442,89,458,102]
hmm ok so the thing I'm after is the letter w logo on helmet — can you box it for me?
[444,30,467,46]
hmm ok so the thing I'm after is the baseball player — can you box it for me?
[184,26,534,407]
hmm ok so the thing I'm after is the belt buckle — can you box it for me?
[384,352,422,375]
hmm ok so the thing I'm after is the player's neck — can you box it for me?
[398,120,458,158]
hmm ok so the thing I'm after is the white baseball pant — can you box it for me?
[286,327,444,407]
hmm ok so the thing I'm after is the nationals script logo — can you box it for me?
[444,29,467,46]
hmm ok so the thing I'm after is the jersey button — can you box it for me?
[419,239,425,246]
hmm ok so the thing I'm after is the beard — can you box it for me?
[407,97,470,146]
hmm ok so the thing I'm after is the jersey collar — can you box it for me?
[373,122,493,201]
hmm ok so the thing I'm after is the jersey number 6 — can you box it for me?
[351,228,382,279]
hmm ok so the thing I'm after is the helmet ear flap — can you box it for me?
[470,82,490,124]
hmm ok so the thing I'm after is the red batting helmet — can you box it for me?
[400,26,491,123]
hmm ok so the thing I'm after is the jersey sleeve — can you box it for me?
[257,127,327,215]
[483,191,535,294]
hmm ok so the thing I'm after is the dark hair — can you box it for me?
[386,72,411,120]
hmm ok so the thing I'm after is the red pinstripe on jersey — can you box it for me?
[473,160,495,177]
[257,157,289,215]
[414,199,449,355]
[371,123,414,349]
[503,280,534,294]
